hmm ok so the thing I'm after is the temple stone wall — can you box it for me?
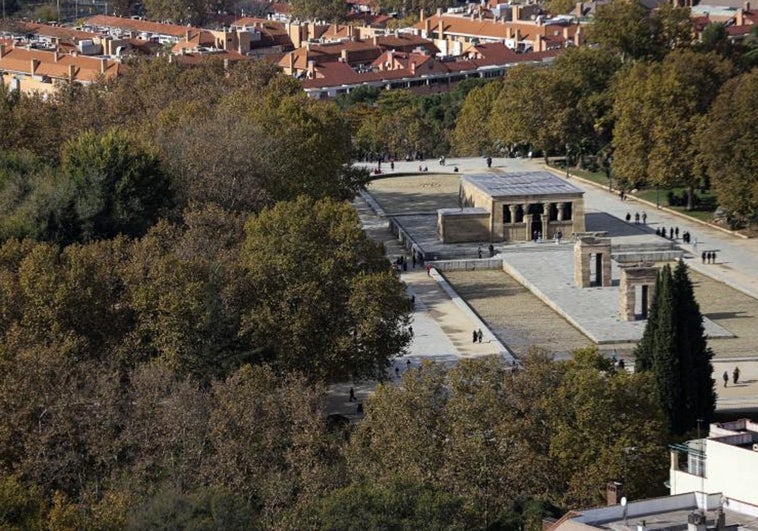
[437,208,490,243]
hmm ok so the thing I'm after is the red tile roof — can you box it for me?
[0,45,123,83]
[18,22,100,42]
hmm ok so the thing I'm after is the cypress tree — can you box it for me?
[672,260,716,431]
[633,261,715,435]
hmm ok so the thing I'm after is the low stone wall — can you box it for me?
[429,258,503,272]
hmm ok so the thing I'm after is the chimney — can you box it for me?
[687,512,706,531]
[424,18,431,34]
[606,481,624,506]
[515,28,521,41]
[438,17,444,39]
[574,25,583,46]
[436,7,443,16]
[0,43,6,59]
[420,8,425,21]
[373,35,378,46]
[745,1,751,12]
[535,34,543,51]
[68,64,75,81]
[288,51,294,72]
[576,1,584,16]
[514,5,521,20]
[30,59,39,75]
[100,58,107,74]
[341,48,348,62]
[410,60,416,74]
[563,26,570,39]
[736,8,744,25]
[53,52,58,63]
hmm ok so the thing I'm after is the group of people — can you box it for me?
[472,328,483,343]
[701,251,718,264]
[477,244,496,258]
[655,226,688,240]
[723,367,740,387]
[625,211,647,224]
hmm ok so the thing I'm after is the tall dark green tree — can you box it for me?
[634,262,715,434]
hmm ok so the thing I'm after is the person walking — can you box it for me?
[477,329,483,343]
[473,329,478,343]
[733,367,741,385]
[701,251,706,264]
[349,387,356,402]
[625,212,631,222]
[723,371,729,387]
[634,212,640,224]
[642,211,647,224]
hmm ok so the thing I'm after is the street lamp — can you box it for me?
[565,143,570,178]
[607,155,613,192]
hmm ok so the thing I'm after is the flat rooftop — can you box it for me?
[462,171,585,198]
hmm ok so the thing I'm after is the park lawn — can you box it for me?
[634,187,718,223]
[550,164,725,225]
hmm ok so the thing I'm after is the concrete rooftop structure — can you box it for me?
[462,171,584,198]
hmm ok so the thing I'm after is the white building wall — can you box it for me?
[704,439,758,505]
[670,439,758,505]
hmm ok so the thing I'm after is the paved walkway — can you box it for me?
[327,192,511,418]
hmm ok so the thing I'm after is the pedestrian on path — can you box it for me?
[733,367,740,385]
[675,227,680,239]
[723,371,729,387]
[625,212,631,222]
[349,387,356,402]
[712,251,717,263]
[642,211,647,224]
[478,245,482,259]
[473,330,478,343]
[702,251,706,264]
[426,264,431,276]
[634,212,640,224]
[477,329,483,343]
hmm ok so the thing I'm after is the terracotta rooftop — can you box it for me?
[300,45,561,90]
[18,22,100,42]
[0,44,123,82]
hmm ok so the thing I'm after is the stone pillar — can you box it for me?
[541,202,550,238]
[508,204,517,222]
[557,202,565,221]
[523,203,531,240]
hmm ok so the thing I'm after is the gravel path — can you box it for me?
[442,269,595,359]
[692,269,758,359]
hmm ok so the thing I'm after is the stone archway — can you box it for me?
[573,237,612,288]
[619,265,658,321]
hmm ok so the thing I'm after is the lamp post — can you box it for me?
[565,143,570,178]
[608,155,613,192]
[656,186,660,209]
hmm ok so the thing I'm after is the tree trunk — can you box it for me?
[687,185,695,211]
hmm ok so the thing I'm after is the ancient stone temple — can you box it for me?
[438,171,586,243]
